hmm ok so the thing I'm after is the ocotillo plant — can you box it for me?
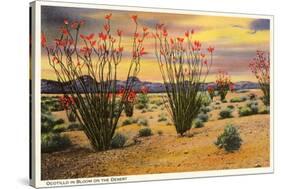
[249,50,270,105]
[216,71,233,101]
[154,26,213,136]
[59,95,76,122]
[207,85,215,100]
[42,14,148,151]
[122,88,137,117]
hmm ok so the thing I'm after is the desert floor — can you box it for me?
[41,89,270,180]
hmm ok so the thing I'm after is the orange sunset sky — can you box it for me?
[41,6,270,83]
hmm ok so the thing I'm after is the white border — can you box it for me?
[31,0,274,188]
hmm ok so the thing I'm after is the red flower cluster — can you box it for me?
[54,39,73,47]
[249,50,270,82]
[207,46,215,53]
[131,15,138,23]
[41,32,47,47]
[216,71,233,91]
[207,85,214,93]
[140,86,149,94]
[207,85,215,100]
[127,90,137,102]
[118,87,137,103]
[59,95,75,110]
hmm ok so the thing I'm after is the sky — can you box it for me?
[41,6,270,82]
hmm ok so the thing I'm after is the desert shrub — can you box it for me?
[137,91,149,108]
[53,124,66,133]
[55,118,65,125]
[41,114,57,133]
[246,100,258,108]
[111,133,127,149]
[193,118,204,128]
[238,106,252,116]
[250,104,259,114]
[50,102,64,112]
[139,127,152,137]
[135,103,146,110]
[230,96,247,103]
[215,101,220,105]
[151,99,163,106]
[141,109,147,113]
[137,118,149,126]
[201,93,212,106]
[41,102,50,114]
[200,106,212,113]
[158,114,167,122]
[68,123,83,131]
[222,99,228,103]
[122,117,138,126]
[67,111,77,122]
[151,106,158,109]
[157,130,163,135]
[197,113,209,122]
[166,122,172,126]
[259,106,270,114]
[41,133,71,153]
[219,108,233,119]
[215,124,242,152]
[227,105,235,109]
[248,93,257,100]
[236,89,249,93]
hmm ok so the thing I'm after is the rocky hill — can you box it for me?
[41,76,259,94]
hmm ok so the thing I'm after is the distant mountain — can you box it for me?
[41,75,259,94]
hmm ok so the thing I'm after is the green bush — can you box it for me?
[230,96,247,103]
[197,113,209,122]
[193,118,204,128]
[137,93,149,108]
[151,106,158,109]
[41,133,71,153]
[137,118,149,126]
[219,108,233,119]
[122,117,138,126]
[236,89,249,93]
[246,100,258,108]
[135,103,146,110]
[41,114,57,133]
[200,93,212,106]
[250,104,259,114]
[55,118,65,125]
[157,116,167,122]
[222,99,228,103]
[239,106,253,116]
[157,130,163,135]
[227,105,235,109]
[215,124,242,152]
[151,100,163,106]
[200,106,212,113]
[67,123,83,131]
[141,109,147,113]
[67,111,77,122]
[111,133,127,149]
[53,124,66,133]
[259,106,270,114]
[41,102,50,114]
[139,127,152,137]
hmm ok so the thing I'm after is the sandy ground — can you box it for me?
[41,89,270,180]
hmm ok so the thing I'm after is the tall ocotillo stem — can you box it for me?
[41,14,148,151]
[154,26,214,136]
